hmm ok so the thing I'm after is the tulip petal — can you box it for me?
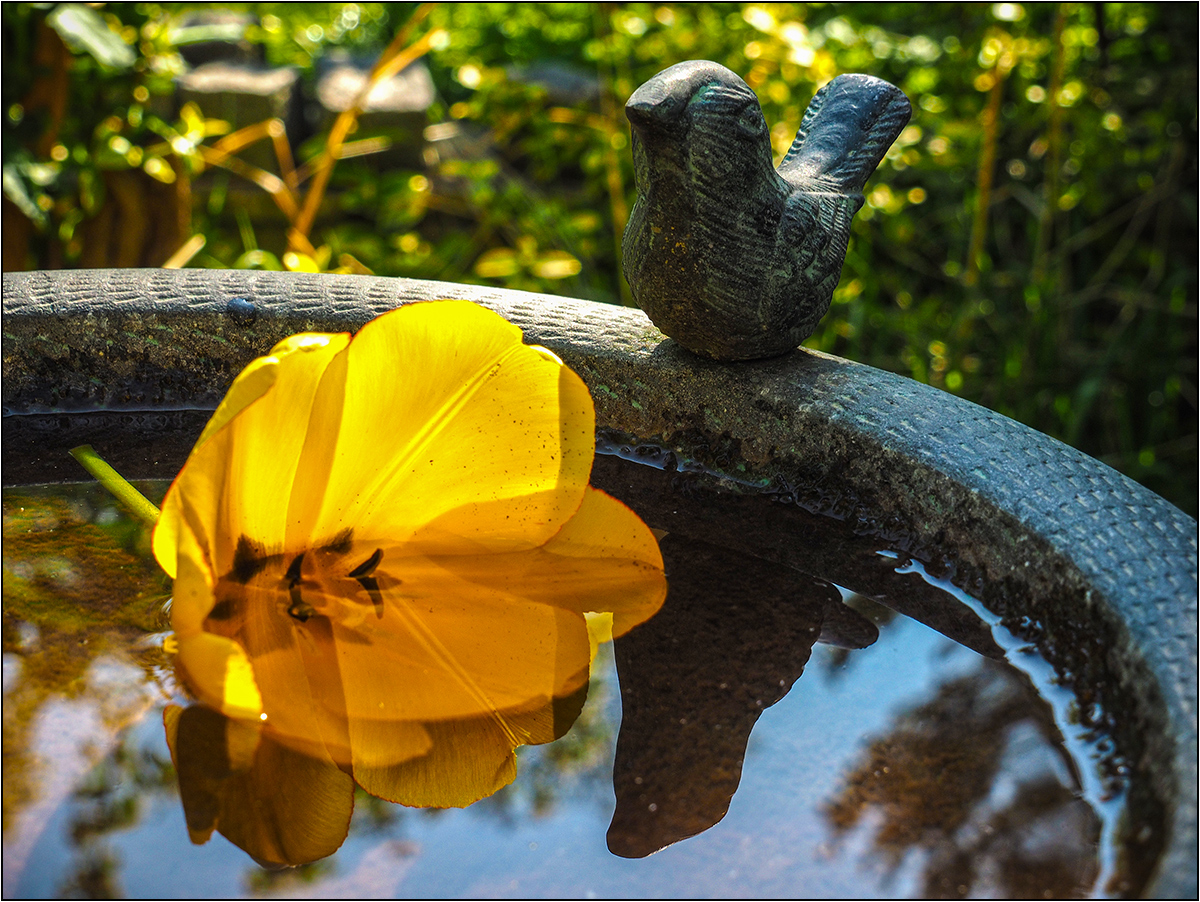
[165,704,355,866]
[165,532,278,745]
[431,487,668,638]
[194,355,280,451]
[276,608,434,770]
[354,716,518,809]
[231,597,354,764]
[545,486,666,569]
[174,632,263,721]
[324,561,593,723]
[283,347,350,552]
[154,355,279,578]
[307,302,596,552]
[353,676,588,809]
[155,332,351,579]
[169,526,217,632]
[585,611,614,661]
[541,486,668,637]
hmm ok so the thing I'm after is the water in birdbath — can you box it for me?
[1,415,1152,898]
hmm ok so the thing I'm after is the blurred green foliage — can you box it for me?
[2,2,1196,513]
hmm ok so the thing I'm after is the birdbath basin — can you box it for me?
[2,268,1196,898]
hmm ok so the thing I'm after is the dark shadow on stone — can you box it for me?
[2,410,209,486]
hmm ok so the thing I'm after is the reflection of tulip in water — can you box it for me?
[154,301,666,866]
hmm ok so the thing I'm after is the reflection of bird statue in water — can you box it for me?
[623,61,911,361]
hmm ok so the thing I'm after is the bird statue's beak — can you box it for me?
[625,98,655,126]
[625,96,660,131]
[625,78,683,133]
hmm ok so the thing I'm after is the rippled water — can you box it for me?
[1,423,1147,898]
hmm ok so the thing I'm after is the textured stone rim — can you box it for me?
[3,268,1196,896]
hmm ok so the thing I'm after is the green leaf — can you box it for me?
[47,3,136,70]
[234,250,284,271]
[2,164,47,228]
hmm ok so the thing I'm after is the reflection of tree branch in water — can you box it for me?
[1,487,170,897]
[823,664,1101,898]
[62,736,183,896]
[58,854,122,900]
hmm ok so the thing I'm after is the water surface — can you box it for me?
[1,428,1141,898]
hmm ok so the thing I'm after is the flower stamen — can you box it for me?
[231,535,270,583]
[285,552,306,586]
[287,585,315,622]
[348,548,384,578]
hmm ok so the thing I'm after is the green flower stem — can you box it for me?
[69,445,161,526]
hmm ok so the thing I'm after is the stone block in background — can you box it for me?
[175,63,301,173]
[313,52,435,170]
[506,61,602,107]
[169,10,260,67]
[422,121,494,167]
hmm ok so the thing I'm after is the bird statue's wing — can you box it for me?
[778,75,911,195]
[770,190,860,336]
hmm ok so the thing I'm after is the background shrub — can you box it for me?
[3,2,1195,513]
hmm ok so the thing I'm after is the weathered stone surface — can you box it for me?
[2,268,1196,897]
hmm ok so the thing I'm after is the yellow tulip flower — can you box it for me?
[154,301,666,821]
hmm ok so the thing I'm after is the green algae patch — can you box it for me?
[3,485,171,640]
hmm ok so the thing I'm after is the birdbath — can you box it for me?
[2,265,1196,898]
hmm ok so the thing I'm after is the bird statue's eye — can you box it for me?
[737,105,766,137]
[664,93,688,120]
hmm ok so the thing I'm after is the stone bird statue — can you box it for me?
[622,61,911,361]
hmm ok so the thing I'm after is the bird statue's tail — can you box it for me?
[778,74,911,195]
